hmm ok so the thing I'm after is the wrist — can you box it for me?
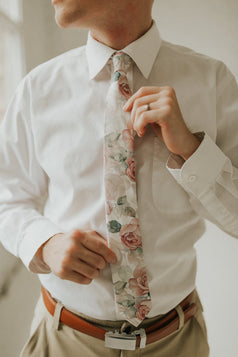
[29,233,64,274]
[179,132,204,161]
[42,233,64,268]
[29,242,51,274]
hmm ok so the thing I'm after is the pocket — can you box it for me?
[152,137,193,214]
[194,306,209,342]
[20,317,48,357]
[194,295,209,355]
[20,296,49,357]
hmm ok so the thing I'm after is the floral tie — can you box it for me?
[104,52,152,327]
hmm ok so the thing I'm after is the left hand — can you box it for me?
[123,86,200,160]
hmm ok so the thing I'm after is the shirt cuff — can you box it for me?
[166,132,228,198]
[18,218,63,270]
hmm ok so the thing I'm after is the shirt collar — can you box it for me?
[86,20,162,80]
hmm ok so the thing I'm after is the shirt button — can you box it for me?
[187,175,197,182]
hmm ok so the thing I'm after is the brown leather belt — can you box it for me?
[41,286,197,348]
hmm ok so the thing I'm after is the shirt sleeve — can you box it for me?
[166,62,238,239]
[0,77,63,269]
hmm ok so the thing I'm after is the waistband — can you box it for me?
[41,286,197,350]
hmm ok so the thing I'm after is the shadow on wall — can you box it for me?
[23,0,88,72]
[0,244,41,357]
[0,245,21,297]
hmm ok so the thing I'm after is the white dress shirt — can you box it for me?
[0,22,237,320]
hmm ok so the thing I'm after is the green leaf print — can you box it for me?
[114,206,136,218]
[118,294,135,307]
[124,206,136,217]
[118,266,132,281]
[127,307,137,318]
[110,147,128,163]
[114,281,127,294]
[114,71,121,81]
[107,220,121,233]
[120,299,135,308]
[110,152,127,162]
[105,132,121,147]
[117,196,127,205]
[129,247,143,257]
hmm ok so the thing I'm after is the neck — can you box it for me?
[90,10,153,50]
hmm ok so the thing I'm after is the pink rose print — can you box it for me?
[128,265,149,296]
[120,219,142,250]
[126,156,135,182]
[135,301,151,320]
[122,129,134,151]
[118,75,132,99]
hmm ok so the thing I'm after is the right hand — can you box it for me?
[41,230,117,285]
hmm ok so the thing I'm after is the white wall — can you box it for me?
[152,2,238,356]
[153,0,238,77]
[22,0,88,72]
[0,1,238,356]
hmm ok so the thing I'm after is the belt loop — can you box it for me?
[175,304,184,330]
[52,301,64,331]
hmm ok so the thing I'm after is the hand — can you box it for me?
[123,86,200,160]
[35,230,117,285]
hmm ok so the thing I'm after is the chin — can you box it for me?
[54,8,71,28]
[55,14,69,28]
[54,5,85,29]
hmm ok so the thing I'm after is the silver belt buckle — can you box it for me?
[105,329,146,351]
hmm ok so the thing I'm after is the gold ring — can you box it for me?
[146,103,151,111]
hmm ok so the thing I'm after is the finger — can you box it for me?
[132,99,169,137]
[70,259,100,280]
[79,231,117,264]
[75,245,107,270]
[123,86,161,111]
[133,105,149,136]
[134,108,164,136]
[65,270,93,285]
[124,86,177,112]
[130,94,160,126]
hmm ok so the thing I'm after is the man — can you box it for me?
[0,0,237,356]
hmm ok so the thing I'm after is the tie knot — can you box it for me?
[112,52,132,80]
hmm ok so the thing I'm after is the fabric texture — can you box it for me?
[0,21,238,320]
[20,291,209,357]
[104,52,151,326]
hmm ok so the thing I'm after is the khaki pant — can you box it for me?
[20,290,209,357]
